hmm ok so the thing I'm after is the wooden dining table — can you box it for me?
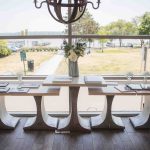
[89,85,150,130]
[43,76,96,132]
[43,76,125,132]
[1,77,150,132]
[88,86,136,130]
[43,76,150,131]
[0,82,60,130]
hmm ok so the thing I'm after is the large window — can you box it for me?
[1,0,150,113]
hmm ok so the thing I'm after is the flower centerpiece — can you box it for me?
[63,40,86,77]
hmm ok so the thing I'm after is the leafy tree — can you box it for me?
[0,40,11,57]
[105,19,138,47]
[71,10,99,35]
[0,47,11,57]
[138,12,150,47]
[0,40,7,47]
[0,40,11,58]
[132,17,141,30]
[138,12,150,35]
[65,10,99,49]
[98,27,109,52]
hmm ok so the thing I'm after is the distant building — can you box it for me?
[1,31,64,48]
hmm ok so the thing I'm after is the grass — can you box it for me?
[55,48,150,75]
[0,52,55,75]
[1,48,150,75]
[96,48,136,54]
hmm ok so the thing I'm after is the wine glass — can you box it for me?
[125,72,134,85]
[16,71,23,88]
[143,71,150,88]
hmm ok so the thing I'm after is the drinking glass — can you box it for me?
[125,72,134,85]
[143,71,150,88]
[16,72,23,88]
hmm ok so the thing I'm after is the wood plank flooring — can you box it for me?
[0,117,150,150]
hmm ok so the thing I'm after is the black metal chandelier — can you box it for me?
[34,0,101,24]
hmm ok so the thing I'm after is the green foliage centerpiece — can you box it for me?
[63,40,86,77]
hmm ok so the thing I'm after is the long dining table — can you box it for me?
[43,76,150,131]
[43,76,133,131]
[0,82,60,130]
[1,76,150,132]
[88,85,150,130]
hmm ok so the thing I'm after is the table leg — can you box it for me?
[24,96,58,130]
[57,87,91,132]
[130,96,150,129]
[91,95,125,130]
[0,96,20,129]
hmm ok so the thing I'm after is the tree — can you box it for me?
[0,40,7,47]
[73,10,99,50]
[138,12,150,35]
[98,27,109,52]
[105,19,138,47]
[138,12,150,47]
[71,10,99,35]
[65,10,99,50]
[0,40,11,57]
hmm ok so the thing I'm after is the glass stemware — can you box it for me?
[16,72,23,88]
[143,71,150,88]
[125,72,134,85]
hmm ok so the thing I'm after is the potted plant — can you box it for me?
[63,40,86,77]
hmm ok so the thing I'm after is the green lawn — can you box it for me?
[55,48,149,75]
[1,48,149,76]
[0,52,55,75]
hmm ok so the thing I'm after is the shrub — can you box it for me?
[36,47,42,52]
[47,47,59,52]
[22,47,30,52]
[0,46,11,57]
[42,47,47,52]
[32,48,36,52]
[21,46,59,53]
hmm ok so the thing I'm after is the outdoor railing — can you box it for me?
[0,34,150,39]
[1,75,150,81]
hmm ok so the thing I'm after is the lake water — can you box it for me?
[8,39,144,49]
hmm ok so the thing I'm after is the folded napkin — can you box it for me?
[53,76,72,83]
[84,75,105,85]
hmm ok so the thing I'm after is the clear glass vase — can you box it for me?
[68,60,79,77]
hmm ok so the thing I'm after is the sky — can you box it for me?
[0,0,150,33]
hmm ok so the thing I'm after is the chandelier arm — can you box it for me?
[34,0,47,9]
[79,0,87,12]
[53,0,70,24]
[53,0,71,24]
[68,5,86,23]
[47,1,86,8]
[55,5,66,23]
[87,0,101,9]
[68,0,79,23]
[79,5,84,12]
[47,3,64,23]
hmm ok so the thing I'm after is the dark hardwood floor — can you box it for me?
[0,117,150,150]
